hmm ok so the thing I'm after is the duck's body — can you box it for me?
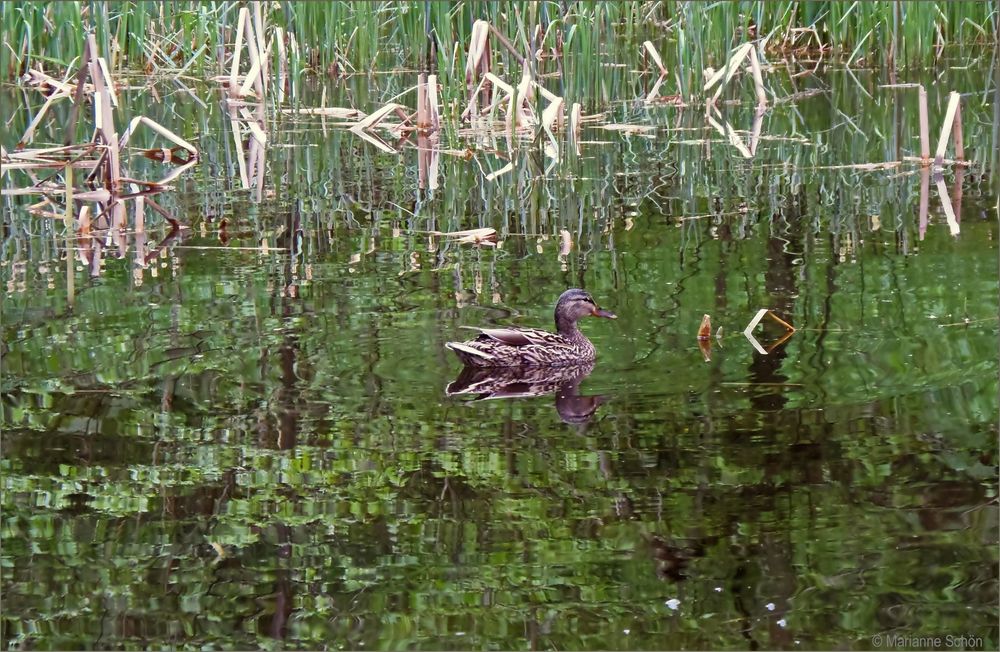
[446,289,616,367]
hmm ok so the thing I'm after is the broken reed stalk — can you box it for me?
[427,74,440,132]
[275,26,287,103]
[465,20,491,99]
[65,35,94,147]
[918,84,930,161]
[706,109,754,158]
[742,309,796,355]
[767,311,796,332]
[253,1,268,98]
[951,98,964,162]
[699,42,767,107]
[704,42,753,102]
[541,95,564,132]
[487,23,525,66]
[84,32,126,230]
[744,308,796,334]
[934,91,964,166]
[20,86,72,146]
[10,30,200,237]
[63,163,74,229]
[417,73,428,128]
[569,102,582,138]
[78,205,91,234]
[645,74,666,103]
[747,48,767,107]
[642,40,667,75]
[881,83,967,168]
[417,132,440,190]
[65,228,75,307]
[231,8,247,93]
[120,116,198,157]
[240,5,266,99]
[354,103,407,130]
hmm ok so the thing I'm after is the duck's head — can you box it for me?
[555,288,617,331]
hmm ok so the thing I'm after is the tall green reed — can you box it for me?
[1,0,996,114]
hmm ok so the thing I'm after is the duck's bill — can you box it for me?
[593,308,617,319]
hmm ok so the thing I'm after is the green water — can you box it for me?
[2,61,998,650]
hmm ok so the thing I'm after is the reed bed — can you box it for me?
[2,0,996,284]
[3,0,995,173]
[1,27,202,292]
[4,2,997,91]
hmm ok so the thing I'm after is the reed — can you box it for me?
[3,31,200,236]
[4,1,996,91]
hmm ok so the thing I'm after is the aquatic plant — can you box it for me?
[3,1,997,97]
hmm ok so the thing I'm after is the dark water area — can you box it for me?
[2,58,998,650]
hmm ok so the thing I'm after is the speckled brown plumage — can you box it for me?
[446,289,616,367]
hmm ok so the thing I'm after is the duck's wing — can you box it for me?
[463,326,573,348]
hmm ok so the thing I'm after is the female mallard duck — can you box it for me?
[446,288,617,367]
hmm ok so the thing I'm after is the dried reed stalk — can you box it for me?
[427,74,440,132]
[284,107,364,118]
[704,43,753,97]
[417,73,428,128]
[645,74,667,104]
[642,41,667,75]
[84,33,125,230]
[466,20,492,97]
[252,0,268,97]
[275,26,287,104]
[747,48,767,107]
[120,116,198,156]
[934,91,962,165]
[569,103,582,137]
[487,23,525,64]
[63,163,74,229]
[20,87,72,145]
[354,103,407,130]
[917,84,930,161]
[744,308,795,333]
[239,107,267,145]
[65,39,94,147]
[230,8,247,94]
[542,96,564,132]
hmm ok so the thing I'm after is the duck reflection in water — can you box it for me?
[446,361,607,426]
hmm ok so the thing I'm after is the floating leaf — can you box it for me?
[697,314,712,340]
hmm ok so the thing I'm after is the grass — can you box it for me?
[2,2,997,102]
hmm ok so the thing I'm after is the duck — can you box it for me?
[445,288,617,367]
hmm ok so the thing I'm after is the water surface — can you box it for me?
[2,60,998,650]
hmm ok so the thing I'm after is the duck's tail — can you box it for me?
[445,341,495,366]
